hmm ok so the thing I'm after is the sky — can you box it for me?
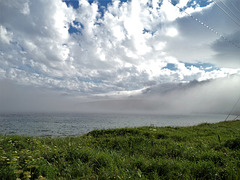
[0,0,240,114]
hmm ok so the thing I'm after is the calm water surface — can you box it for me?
[0,113,233,137]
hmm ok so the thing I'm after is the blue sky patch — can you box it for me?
[163,63,178,71]
[68,24,79,34]
[195,0,212,7]
[170,0,212,11]
[96,0,128,18]
[96,0,128,7]
[171,0,179,6]
[163,62,220,72]
[143,28,154,35]
[184,62,220,72]
[62,0,79,9]
[62,0,128,9]
[68,21,84,34]
[92,0,112,7]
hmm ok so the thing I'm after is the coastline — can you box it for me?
[0,112,233,137]
[1,119,240,179]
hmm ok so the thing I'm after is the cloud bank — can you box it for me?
[0,75,239,114]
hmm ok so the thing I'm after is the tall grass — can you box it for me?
[1,120,240,179]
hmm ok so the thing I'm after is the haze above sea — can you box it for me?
[0,112,235,137]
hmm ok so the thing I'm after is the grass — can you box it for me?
[1,120,240,179]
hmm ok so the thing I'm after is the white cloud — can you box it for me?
[161,0,181,22]
[21,1,30,15]
[0,0,239,100]
[0,25,13,44]
[166,27,178,37]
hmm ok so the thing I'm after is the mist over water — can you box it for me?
[0,75,239,116]
[0,112,234,137]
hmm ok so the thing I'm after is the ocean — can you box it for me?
[0,112,234,137]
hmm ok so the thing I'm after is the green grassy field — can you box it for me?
[1,120,240,179]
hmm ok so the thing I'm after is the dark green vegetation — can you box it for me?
[1,120,240,179]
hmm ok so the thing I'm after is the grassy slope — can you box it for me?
[0,120,240,179]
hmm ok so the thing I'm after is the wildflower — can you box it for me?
[12,158,18,162]
[1,156,7,160]
[24,171,31,178]
[14,169,23,174]
[38,175,46,180]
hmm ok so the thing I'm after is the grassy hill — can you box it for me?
[1,120,240,179]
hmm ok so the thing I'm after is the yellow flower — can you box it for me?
[12,158,18,162]
[24,171,31,178]
[38,175,46,180]
[14,169,23,174]
[1,156,7,160]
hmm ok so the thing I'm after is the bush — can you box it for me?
[224,137,240,150]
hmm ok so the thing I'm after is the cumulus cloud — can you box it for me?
[0,0,240,113]
[0,25,13,44]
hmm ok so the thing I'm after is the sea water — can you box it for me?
[0,112,234,137]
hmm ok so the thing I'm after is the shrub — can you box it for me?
[224,137,240,150]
